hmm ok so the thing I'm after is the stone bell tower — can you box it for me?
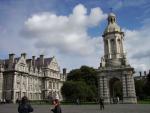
[98,13,137,104]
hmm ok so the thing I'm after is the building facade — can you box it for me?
[98,13,137,104]
[0,53,66,103]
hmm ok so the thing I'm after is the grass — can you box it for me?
[29,100,52,105]
[29,100,98,105]
[61,101,98,105]
[138,99,150,104]
[29,100,150,105]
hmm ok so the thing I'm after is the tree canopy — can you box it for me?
[61,65,98,102]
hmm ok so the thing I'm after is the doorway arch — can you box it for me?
[109,77,122,103]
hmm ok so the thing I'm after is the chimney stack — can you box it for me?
[139,71,142,77]
[21,53,27,59]
[40,54,44,66]
[28,59,32,67]
[9,53,15,63]
[32,56,35,60]
[32,56,35,66]
[144,71,147,76]
[63,68,67,75]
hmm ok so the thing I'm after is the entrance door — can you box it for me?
[109,78,122,103]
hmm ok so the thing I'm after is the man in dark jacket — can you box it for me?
[18,96,33,113]
[99,97,104,110]
[51,99,62,113]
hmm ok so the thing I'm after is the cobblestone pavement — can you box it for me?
[0,104,150,113]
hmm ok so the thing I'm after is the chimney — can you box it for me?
[63,68,67,75]
[28,59,32,67]
[139,71,142,77]
[40,54,44,66]
[32,56,36,66]
[9,53,15,63]
[144,71,146,76]
[21,53,27,59]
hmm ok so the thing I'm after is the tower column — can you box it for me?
[122,71,137,103]
[115,38,118,58]
[98,74,110,104]
[108,39,111,59]
[121,38,124,55]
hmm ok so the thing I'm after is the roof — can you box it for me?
[103,13,122,35]
[44,58,53,67]
[108,13,116,17]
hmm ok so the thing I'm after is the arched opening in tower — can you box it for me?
[109,77,122,103]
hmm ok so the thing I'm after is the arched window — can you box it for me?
[49,81,52,89]
[117,39,121,53]
[111,39,115,53]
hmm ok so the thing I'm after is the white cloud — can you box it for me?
[124,24,150,72]
[22,4,107,56]
[21,4,150,72]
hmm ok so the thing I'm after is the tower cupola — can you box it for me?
[102,13,126,67]
[103,13,122,36]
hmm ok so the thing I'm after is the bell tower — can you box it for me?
[104,13,124,58]
[98,13,137,104]
[101,13,128,68]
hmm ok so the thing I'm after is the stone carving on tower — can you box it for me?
[98,13,137,104]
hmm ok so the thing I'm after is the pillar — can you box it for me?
[108,39,111,59]
[12,72,16,103]
[122,71,137,103]
[98,74,110,104]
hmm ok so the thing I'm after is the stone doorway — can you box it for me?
[109,77,122,103]
[109,78,123,98]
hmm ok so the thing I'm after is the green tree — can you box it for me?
[135,79,145,99]
[66,66,98,101]
[144,72,150,96]
[61,81,94,101]
[67,69,82,81]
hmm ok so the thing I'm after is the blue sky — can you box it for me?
[0,0,150,73]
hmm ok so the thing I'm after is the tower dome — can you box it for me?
[103,13,121,35]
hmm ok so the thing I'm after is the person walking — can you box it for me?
[18,96,33,113]
[99,97,104,110]
[76,98,80,105]
[51,99,62,113]
[117,96,119,104]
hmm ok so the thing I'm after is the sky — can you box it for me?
[0,0,150,74]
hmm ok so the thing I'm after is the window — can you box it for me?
[111,39,115,53]
[118,39,121,53]
[49,81,52,89]
[53,82,55,89]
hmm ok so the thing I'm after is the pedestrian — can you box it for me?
[99,97,104,110]
[76,98,80,105]
[18,96,33,113]
[51,99,62,113]
[117,96,119,104]
[16,98,20,104]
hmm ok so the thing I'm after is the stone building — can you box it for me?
[0,53,66,103]
[98,13,137,104]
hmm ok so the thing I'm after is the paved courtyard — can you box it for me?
[0,104,150,113]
